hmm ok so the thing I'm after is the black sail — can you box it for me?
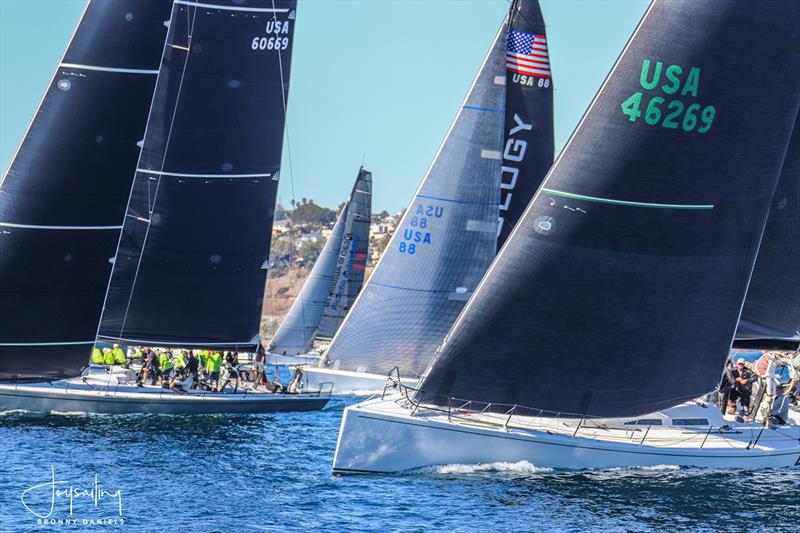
[98,0,297,350]
[498,0,554,250]
[418,0,800,418]
[315,168,372,340]
[735,112,800,349]
[0,0,171,381]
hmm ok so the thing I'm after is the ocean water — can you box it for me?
[1,397,798,532]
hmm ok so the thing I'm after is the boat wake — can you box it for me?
[420,460,554,475]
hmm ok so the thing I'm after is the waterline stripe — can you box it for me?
[541,189,715,210]
[0,222,122,230]
[462,105,504,113]
[137,168,272,178]
[59,63,159,75]
[0,341,95,346]
[174,0,288,12]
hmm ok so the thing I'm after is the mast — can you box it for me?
[268,168,372,355]
[318,17,508,378]
[418,0,800,417]
[97,0,298,351]
[0,0,172,381]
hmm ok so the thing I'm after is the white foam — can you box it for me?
[427,460,554,475]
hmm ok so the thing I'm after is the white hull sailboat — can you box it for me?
[333,0,800,473]
[333,389,800,473]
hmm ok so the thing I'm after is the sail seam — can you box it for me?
[174,0,289,13]
[463,105,504,113]
[96,335,254,346]
[59,63,159,75]
[0,222,123,230]
[136,168,272,178]
[416,194,498,206]
[541,189,715,210]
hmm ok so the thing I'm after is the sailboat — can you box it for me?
[333,0,800,472]
[302,0,555,393]
[266,167,372,367]
[0,0,330,414]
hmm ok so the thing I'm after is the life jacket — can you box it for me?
[112,347,126,364]
[103,349,115,365]
[207,352,222,372]
[160,353,174,371]
[174,353,187,368]
[131,350,143,360]
[91,348,104,364]
[198,350,209,368]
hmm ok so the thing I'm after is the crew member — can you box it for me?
[728,358,757,420]
[103,347,115,366]
[91,346,105,365]
[112,344,126,366]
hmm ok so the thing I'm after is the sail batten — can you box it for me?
[418,0,800,418]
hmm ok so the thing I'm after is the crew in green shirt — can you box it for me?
[103,348,115,365]
[91,347,104,365]
[112,344,126,365]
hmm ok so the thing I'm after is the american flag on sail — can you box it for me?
[506,30,550,78]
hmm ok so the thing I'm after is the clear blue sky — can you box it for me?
[0,0,648,213]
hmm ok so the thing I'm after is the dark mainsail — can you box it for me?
[735,111,800,349]
[498,0,554,250]
[318,19,508,377]
[98,0,297,350]
[418,0,800,417]
[315,168,372,340]
[268,168,372,355]
[0,0,171,381]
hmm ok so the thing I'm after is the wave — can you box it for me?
[422,460,554,475]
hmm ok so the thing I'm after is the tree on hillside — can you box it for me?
[290,200,337,226]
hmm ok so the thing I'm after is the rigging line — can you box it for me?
[271,0,307,346]
[117,6,199,342]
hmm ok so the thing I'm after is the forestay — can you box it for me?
[418,0,800,417]
[98,0,297,350]
[0,0,171,380]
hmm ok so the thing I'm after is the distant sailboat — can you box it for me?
[0,0,330,414]
[267,167,372,366]
[333,0,800,472]
[303,0,554,393]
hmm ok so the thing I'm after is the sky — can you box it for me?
[0,0,649,213]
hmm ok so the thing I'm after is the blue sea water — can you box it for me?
[0,396,798,532]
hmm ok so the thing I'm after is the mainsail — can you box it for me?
[319,19,508,377]
[319,0,554,378]
[735,112,800,349]
[418,0,800,417]
[0,0,171,381]
[497,0,554,250]
[98,0,297,350]
[268,168,372,355]
[312,168,372,340]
